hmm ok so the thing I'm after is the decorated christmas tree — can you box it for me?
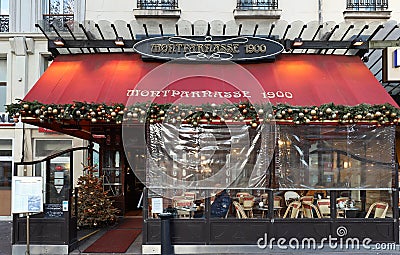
[75,163,119,228]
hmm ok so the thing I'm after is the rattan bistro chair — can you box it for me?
[284,191,300,206]
[233,201,248,219]
[242,196,255,218]
[316,199,331,218]
[282,201,302,218]
[365,202,389,218]
[302,202,322,218]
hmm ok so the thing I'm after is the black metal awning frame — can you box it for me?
[34,20,400,97]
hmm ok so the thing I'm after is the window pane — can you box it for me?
[35,140,72,157]
[0,0,9,15]
[0,139,11,156]
[0,58,6,81]
[276,125,394,189]
[0,86,6,113]
[46,156,70,203]
[0,160,11,188]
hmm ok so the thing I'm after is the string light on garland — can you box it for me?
[6,100,400,127]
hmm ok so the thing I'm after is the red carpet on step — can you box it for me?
[84,218,142,253]
[117,218,143,229]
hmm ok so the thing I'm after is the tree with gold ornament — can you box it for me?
[74,163,119,228]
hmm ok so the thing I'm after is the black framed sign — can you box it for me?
[133,36,284,62]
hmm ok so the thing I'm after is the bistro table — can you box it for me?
[254,205,269,218]
[176,206,198,218]
[254,205,283,218]
[337,207,360,218]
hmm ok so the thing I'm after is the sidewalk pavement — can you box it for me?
[1,219,400,255]
[0,220,11,255]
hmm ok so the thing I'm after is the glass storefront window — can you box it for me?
[144,123,396,221]
[277,125,395,190]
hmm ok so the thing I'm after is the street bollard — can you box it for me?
[158,212,174,255]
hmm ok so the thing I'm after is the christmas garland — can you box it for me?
[6,100,400,127]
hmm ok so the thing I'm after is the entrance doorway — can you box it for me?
[124,165,144,216]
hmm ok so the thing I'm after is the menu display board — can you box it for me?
[12,177,43,214]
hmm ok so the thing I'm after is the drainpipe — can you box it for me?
[318,0,323,27]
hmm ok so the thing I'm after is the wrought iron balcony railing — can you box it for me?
[346,0,388,11]
[137,0,179,10]
[236,0,279,10]
[42,14,74,32]
[0,15,9,32]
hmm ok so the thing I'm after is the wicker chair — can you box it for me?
[365,202,389,218]
[284,191,300,206]
[283,201,302,218]
[300,196,314,204]
[302,202,322,218]
[242,196,255,218]
[316,199,331,218]
[173,198,193,218]
[233,201,248,219]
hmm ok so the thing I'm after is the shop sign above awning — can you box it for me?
[133,36,284,61]
[23,53,398,107]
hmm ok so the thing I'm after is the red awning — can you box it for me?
[24,53,398,107]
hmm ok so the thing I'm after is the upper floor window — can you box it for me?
[346,0,388,11]
[236,0,279,10]
[0,58,6,112]
[0,0,9,32]
[137,0,179,10]
[43,0,74,30]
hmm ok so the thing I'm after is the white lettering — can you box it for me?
[277,238,287,249]
[180,91,190,97]
[328,235,338,249]
[127,89,134,96]
[150,90,161,97]
[266,91,275,98]
[269,237,275,249]
[233,91,242,98]
[161,90,170,97]
[345,238,360,250]
[171,90,180,97]
[202,90,213,97]
[318,237,327,249]
[288,238,299,249]
[223,91,232,98]
[301,238,316,249]
[190,91,201,97]
[262,91,293,99]
[140,90,150,97]
[242,91,251,98]
[257,233,268,249]
[214,91,223,98]
[276,90,284,98]
[362,238,372,250]
[285,91,293,98]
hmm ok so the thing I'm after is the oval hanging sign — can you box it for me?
[133,36,284,62]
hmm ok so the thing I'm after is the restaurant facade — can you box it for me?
[6,15,400,253]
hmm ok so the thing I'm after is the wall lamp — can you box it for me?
[53,37,65,46]
[114,37,125,46]
[352,38,365,46]
[292,38,303,47]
